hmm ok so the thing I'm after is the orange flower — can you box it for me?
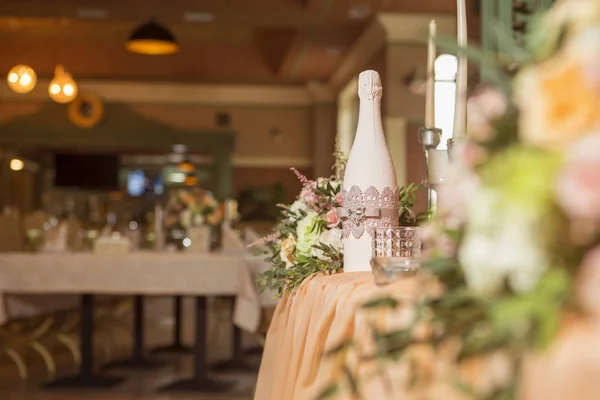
[207,208,223,225]
[516,43,600,148]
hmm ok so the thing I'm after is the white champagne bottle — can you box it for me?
[341,70,399,273]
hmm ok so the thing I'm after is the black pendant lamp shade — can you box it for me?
[126,20,179,55]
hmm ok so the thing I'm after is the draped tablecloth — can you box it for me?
[0,251,249,326]
[254,272,420,400]
[255,272,600,400]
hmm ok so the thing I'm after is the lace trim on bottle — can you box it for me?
[341,185,399,239]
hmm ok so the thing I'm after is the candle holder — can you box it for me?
[447,137,465,163]
[418,127,442,212]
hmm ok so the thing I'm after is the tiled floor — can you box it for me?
[1,354,258,400]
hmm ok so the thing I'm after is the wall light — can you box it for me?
[7,65,37,94]
[48,65,78,104]
[10,158,24,171]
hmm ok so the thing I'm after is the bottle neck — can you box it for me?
[356,96,384,141]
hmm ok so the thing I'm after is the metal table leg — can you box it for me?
[211,296,258,372]
[104,295,164,370]
[151,296,192,354]
[158,296,233,393]
[45,295,124,389]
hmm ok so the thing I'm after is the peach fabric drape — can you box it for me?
[255,272,422,400]
[255,272,600,400]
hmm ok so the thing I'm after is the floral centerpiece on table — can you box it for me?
[254,168,344,296]
[324,1,600,398]
[165,188,223,230]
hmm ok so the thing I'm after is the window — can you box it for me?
[434,54,458,150]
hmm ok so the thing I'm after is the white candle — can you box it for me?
[452,0,467,138]
[425,20,436,128]
[428,149,450,183]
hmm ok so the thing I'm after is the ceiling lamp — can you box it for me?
[48,65,78,104]
[9,158,24,171]
[126,20,179,55]
[7,65,37,94]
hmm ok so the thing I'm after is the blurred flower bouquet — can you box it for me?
[325,1,600,398]
[254,169,344,296]
[165,188,223,229]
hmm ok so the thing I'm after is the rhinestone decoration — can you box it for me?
[341,185,400,239]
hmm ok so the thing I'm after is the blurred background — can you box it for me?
[0,1,549,399]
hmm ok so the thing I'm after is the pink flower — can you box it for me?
[437,163,480,226]
[299,187,318,206]
[462,143,489,168]
[466,86,507,142]
[326,208,340,228]
[335,192,343,206]
[556,134,600,221]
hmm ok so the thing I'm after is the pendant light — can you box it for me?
[7,65,37,94]
[48,65,78,104]
[126,20,179,55]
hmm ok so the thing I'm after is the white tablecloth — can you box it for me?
[0,251,245,325]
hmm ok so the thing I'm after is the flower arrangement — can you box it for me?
[253,158,424,297]
[255,168,344,296]
[324,1,600,398]
[165,188,223,229]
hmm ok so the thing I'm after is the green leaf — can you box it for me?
[489,20,533,64]
[343,364,360,398]
[324,340,354,357]
[361,297,399,309]
[315,383,340,399]
[435,36,512,95]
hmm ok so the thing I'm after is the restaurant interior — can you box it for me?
[0,0,543,399]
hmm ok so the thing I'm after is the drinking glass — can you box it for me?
[372,227,421,258]
[370,227,421,286]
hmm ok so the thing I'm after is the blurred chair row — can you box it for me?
[0,207,131,380]
[0,296,132,380]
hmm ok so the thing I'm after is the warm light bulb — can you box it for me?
[9,159,24,171]
[48,65,78,103]
[6,65,37,94]
[50,84,61,95]
[63,83,74,96]
[20,74,31,85]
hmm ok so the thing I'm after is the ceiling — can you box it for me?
[0,0,458,85]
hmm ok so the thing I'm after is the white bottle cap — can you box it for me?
[358,70,382,100]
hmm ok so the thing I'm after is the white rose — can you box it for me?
[494,211,548,293]
[290,200,307,215]
[312,228,343,260]
[459,192,548,295]
[295,211,322,256]
[459,232,505,294]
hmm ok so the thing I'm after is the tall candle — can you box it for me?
[452,0,467,138]
[425,20,436,128]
